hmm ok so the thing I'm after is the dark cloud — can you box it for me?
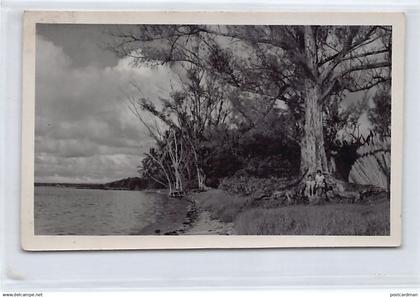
[37,24,120,68]
[35,30,176,183]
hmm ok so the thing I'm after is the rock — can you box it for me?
[327,177,386,204]
[164,231,179,235]
[252,189,270,200]
[272,189,298,205]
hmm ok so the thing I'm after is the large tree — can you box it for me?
[111,24,391,175]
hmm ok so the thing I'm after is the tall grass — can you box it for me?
[234,201,390,235]
[193,189,390,235]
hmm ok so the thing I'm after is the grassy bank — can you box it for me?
[193,189,389,235]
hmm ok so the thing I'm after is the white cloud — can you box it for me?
[35,36,177,183]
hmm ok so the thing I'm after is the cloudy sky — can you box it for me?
[35,24,178,183]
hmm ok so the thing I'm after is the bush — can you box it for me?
[218,176,290,197]
[236,155,298,178]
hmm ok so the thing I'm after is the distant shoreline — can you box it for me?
[36,182,108,189]
[35,183,141,191]
[34,176,158,191]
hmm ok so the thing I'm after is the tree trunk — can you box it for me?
[300,79,329,175]
[299,27,329,176]
[174,167,182,191]
[197,169,205,190]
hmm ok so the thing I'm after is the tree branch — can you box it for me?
[338,61,390,78]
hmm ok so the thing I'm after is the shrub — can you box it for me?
[219,176,290,197]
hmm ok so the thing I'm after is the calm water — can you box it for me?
[34,186,166,235]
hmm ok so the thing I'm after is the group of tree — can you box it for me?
[109,24,392,192]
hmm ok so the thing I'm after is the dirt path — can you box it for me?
[184,211,235,235]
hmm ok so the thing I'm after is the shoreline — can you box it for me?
[137,195,194,235]
[179,191,235,235]
[183,210,235,235]
[139,190,236,236]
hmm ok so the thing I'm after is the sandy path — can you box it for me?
[184,211,235,235]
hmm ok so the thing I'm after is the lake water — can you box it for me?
[34,186,167,235]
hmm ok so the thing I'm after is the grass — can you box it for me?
[193,189,390,236]
[193,189,253,223]
[235,201,390,235]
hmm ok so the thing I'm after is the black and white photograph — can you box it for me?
[21,12,404,249]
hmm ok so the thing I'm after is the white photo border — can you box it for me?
[21,11,405,250]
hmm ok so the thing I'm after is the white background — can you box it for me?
[1,0,420,292]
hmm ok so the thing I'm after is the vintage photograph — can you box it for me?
[22,12,404,249]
